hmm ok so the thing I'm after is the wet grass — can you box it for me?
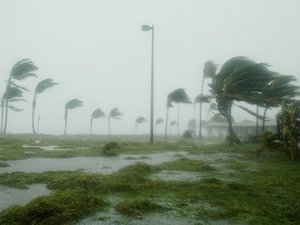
[0,135,299,224]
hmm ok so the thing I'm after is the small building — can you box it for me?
[203,119,277,138]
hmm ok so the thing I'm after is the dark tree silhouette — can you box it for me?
[64,99,83,135]
[108,107,122,135]
[135,116,146,134]
[90,108,105,134]
[32,79,59,135]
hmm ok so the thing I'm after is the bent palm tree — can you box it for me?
[135,117,146,134]
[210,56,278,145]
[90,108,105,134]
[155,118,164,134]
[165,88,191,138]
[1,59,38,133]
[64,99,83,135]
[32,79,59,135]
[108,108,122,135]
[169,120,177,135]
[194,94,211,138]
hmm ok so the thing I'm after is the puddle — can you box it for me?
[152,170,202,181]
[0,152,190,174]
[0,184,51,211]
[22,145,71,151]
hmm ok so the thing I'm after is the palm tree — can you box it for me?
[90,108,105,134]
[64,99,83,135]
[165,88,191,138]
[1,59,38,133]
[135,117,146,135]
[210,56,278,145]
[261,75,300,131]
[169,120,178,135]
[108,107,122,135]
[32,79,59,135]
[155,118,164,134]
[194,94,211,138]
[198,61,217,138]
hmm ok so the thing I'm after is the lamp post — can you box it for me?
[141,24,154,143]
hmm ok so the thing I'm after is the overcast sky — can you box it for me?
[0,0,299,135]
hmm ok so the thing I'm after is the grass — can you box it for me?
[0,135,299,224]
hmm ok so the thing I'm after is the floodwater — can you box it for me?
[0,152,243,174]
[0,184,51,211]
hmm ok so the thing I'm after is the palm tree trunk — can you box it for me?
[177,104,180,136]
[64,109,68,135]
[165,107,169,139]
[1,97,4,133]
[256,105,259,135]
[108,117,111,136]
[199,102,203,138]
[262,106,268,132]
[90,118,93,135]
[193,103,196,134]
[37,115,40,135]
[199,75,205,138]
[3,99,9,134]
[226,108,241,146]
[32,94,37,135]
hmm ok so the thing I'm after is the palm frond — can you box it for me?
[8,105,23,112]
[4,86,23,100]
[170,120,177,127]
[109,107,123,120]
[168,88,191,104]
[136,117,146,124]
[65,98,84,110]
[194,94,211,104]
[235,104,266,120]
[10,59,38,80]
[35,79,59,94]
[11,82,30,92]
[156,118,164,125]
[203,60,217,78]
[91,108,105,119]
[8,98,26,103]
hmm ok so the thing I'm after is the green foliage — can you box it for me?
[35,79,59,94]
[102,142,120,156]
[159,158,215,172]
[167,88,191,107]
[182,129,195,139]
[0,189,104,225]
[115,199,166,218]
[91,108,105,119]
[10,59,38,80]
[108,107,122,120]
[203,60,217,78]
[194,94,211,104]
[65,98,83,110]
[135,117,146,124]
[155,118,164,125]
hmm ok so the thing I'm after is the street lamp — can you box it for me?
[141,24,154,143]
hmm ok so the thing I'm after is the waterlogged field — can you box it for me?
[0,135,299,225]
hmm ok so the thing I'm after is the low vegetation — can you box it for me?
[0,136,299,224]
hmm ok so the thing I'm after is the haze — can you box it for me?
[0,0,299,135]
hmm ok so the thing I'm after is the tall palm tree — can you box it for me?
[32,79,59,135]
[90,108,105,134]
[1,59,38,133]
[135,117,146,135]
[155,118,164,134]
[199,61,217,138]
[194,94,211,138]
[165,88,191,138]
[108,107,122,135]
[210,56,278,145]
[64,99,83,135]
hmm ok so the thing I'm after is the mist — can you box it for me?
[0,0,299,135]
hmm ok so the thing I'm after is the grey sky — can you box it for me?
[0,0,299,135]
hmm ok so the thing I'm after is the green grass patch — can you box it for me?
[0,161,9,167]
[159,158,216,172]
[115,199,166,218]
[0,189,105,225]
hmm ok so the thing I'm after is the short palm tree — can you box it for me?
[32,79,59,135]
[64,99,83,135]
[169,120,178,135]
[108,107,122,135]
[210,56,278,145]
[135,117,146,135]
[165,88,191,138]
[1,59,38,133]
[194,94,211,138]
[90,108,105,134]
[155,118,164,134]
